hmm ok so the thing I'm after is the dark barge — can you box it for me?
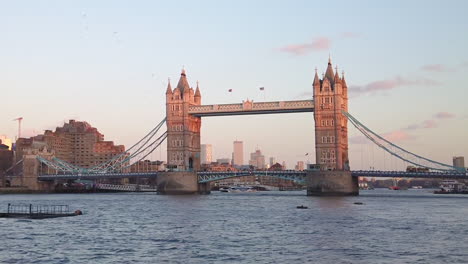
[0,204,82,219]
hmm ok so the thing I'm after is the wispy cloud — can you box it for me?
[434,112,455,119]
[382,130,417,142]
[279,37,331,55]
[349,130,417,144]
[405,119,437,130]
[405,112,455,130]
[350,111,456,145]
[339,32,361,39]
[420,64,454,72]
[349,76,439,97]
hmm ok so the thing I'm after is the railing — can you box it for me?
[197,170,307,184]
[188,100,314,116]
[7,203,70,215]
[351,170,468,179]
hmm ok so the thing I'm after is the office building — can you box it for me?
[201,144,213,164]
[233,141,243,166]
[453,156,465,169]
[249,149,265,169]
[269,157,276,167]
[295,161,305,171]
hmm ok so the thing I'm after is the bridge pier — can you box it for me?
[306,170,358,196]
[156,171,209,195]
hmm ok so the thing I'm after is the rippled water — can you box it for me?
[1,189,468,263]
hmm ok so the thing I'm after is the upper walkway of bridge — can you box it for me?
[188,99,314,117]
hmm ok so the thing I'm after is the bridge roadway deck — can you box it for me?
[188,100,314,117]
[37,170,468,181]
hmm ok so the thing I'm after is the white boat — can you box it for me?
[226,186,256,193]
[434,180,468,194]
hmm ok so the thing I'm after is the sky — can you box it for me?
[1,0,467,170]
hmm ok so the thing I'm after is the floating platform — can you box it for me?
[0,204,82,219]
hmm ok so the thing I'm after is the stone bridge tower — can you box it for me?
[166,69,202,171]
[313,58,349,170]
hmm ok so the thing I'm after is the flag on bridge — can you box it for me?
[259,87,265,91]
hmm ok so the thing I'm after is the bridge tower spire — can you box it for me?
[166,69,202,171]
[313,59,349,170]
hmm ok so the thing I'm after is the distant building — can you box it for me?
[282,161,287,170]
[269,162,283,171]
[453,156,465,169]
[201,161,236,172]
[15,137,47,162]
[249,149,265,169]
[0,142,13,187]
[0,135,12,150]
[269,157,276,167]
[129,160,165,172]
[233,141,244,166]
[260,162,300,187]
[216,158,231,164]
[15,120,125,168]
[200,144,213,164]
[295,161,305,171]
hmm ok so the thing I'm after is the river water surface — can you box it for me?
[1,189,467,263]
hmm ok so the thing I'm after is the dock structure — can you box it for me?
[0,203,82,219]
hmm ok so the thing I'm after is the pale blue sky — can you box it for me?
[1,0,467,169]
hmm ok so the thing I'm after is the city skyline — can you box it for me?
[1,1,467,169]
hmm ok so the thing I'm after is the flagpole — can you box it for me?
[259,87,265,101]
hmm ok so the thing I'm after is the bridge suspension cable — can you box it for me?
[343,111,462,172]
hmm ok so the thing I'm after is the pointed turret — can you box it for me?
[195,81,201,97]
[334,66,341,84]
[176,68,190,97]
[194,81,201,105]
[313,68,320,86]
[324,58,335,84]
[341,71,347,88]
[166,78,173,95]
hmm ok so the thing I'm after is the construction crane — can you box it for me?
[13,117,23,140]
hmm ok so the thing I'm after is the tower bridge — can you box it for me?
[15,58,466,195]
[165,58,349,175]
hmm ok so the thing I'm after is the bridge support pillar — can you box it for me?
[198,182,211,195]
[156,172,209,195]
[306,170,358,196]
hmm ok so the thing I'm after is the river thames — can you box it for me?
[1,189,467,263]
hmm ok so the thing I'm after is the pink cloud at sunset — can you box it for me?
[349,76,439,97]
[382,130,417,142]
[349,130,416,145]
[434,112,455,119]
[279,37,331,55]
[420,64,453,72]
[350,110,457,145]
[405,119,437,130]
[405,111,455,130]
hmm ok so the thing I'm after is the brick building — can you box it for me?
[15,120,125,169]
